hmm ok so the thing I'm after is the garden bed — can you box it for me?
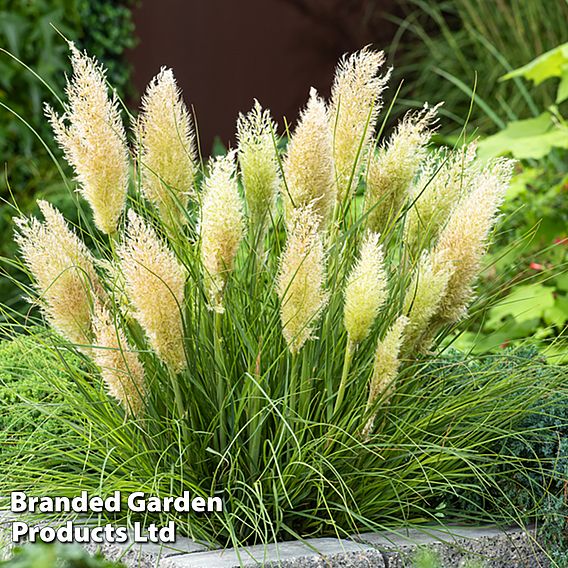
[0,15,566,568]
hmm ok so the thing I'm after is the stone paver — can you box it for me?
[161,539,384,568]
[355,525,550,568]
[0,512,552,568]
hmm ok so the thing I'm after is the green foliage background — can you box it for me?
[390,0,568,132]
[387,4,568,359]
[447,43,568,359]
[0,0,135,166]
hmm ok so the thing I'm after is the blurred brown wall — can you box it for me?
[127,0,400,153]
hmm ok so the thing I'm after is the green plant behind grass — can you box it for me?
[444,45,568,357]
[389,0,568,133]
[0,331,81,454]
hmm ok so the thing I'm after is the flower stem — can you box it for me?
[334,339,355,415]
[214,310,226,451]
[169,369,190,446]
[289,353,299,420]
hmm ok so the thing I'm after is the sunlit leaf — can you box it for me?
[487,283,555,328]
[557,69,568,103]
[554,273,568,292]
[543,295,568,328]
[502,42,568,85]
[477,113,568,161]
[504,167,538,200]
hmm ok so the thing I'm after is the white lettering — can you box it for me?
[128,492,146,512]
[11,522,28,542]
[10,492,27,513]
[208,496,223,512]
[192,497,206,512]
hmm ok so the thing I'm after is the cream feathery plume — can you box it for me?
[92,302,145,416]
[343,232,388,345]
[45,43,129,235]
[14,201,101,348]
[277,206,328,355]
[330,47,390,206]
[431,158,514,325]
[365,104,439,232]
[362,315,408,440]
[237,100,280,233]
[282,88,335,225]
[137,67,196,220]
[118,210,187,372]
[200,151,245,312]
[405,142,478,254]
[401,251,453,354]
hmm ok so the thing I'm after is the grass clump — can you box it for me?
[0,41,566,550]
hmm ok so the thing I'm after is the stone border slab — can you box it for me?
[354,526,550,568]
[154,526,549,568]
[83,532,207,567]
[0,513,552,568]
[160,539,384,568]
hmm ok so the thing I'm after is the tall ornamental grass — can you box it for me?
[1,43,565,548]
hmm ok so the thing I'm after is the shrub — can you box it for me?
[443,346,568,563]
[497,365,568,562]
[0,332,80,456]
[2,43,565,549]
[0,543,125,567]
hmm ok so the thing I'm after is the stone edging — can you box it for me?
[0,512,551,567]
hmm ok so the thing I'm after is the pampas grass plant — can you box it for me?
[1,41,565,552]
